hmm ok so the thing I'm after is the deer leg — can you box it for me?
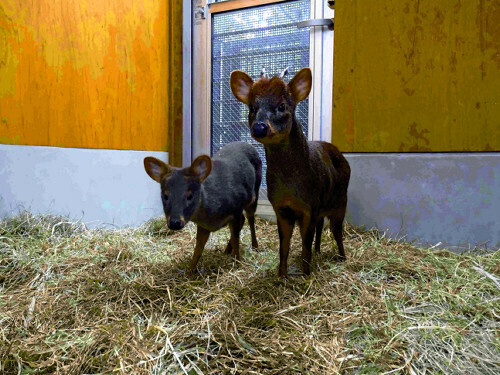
[245,201,259,250]
[226,214,245,254]
[247,214,259,250]
[329,217,346,261]
[314,218,324,253]
[277,211,295,278]
[188,226,211,276]
[299,214,315,276]
[228,213,244,261]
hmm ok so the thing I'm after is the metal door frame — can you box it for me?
[191,0,334,159]
[182,1,193,166]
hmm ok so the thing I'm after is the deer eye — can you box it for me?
[163,193,169,201]
[278,103,286,112]
[186,192,193,201]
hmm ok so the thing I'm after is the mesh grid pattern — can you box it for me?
[211,0,310,188]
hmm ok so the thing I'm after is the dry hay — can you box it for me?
[0,212,499,374]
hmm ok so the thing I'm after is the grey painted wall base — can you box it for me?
[0,145,167,227]
[345,153,500,251]
[2,146,499,250]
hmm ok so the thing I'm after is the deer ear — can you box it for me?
[230,70,254,105]
[288,67,312,103]
[190,155,212,182]
[144,157,171,183]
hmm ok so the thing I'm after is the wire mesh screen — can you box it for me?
[211,0,310,189]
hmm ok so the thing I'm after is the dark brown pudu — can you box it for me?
[230,68,350,277]
[144,142,262,275]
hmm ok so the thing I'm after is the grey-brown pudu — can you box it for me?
[230,68,350,278]
[144,142,262,275]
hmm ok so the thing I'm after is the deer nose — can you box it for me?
[252,122,269,138]
[168,218,184,230]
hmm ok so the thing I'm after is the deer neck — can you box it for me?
[189,186,206,223]
[265,119,309,167]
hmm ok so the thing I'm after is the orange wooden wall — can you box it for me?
[332,0,500,152]
[0,0,183,163]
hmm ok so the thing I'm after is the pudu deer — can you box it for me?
[144,142,262,275]
[230,68,350,277]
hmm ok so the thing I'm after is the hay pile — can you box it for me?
[0,212,499,374]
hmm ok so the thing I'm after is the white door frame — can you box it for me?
[309,0,334,142]
[182,1,193,166]
[192,0,212,157]
[191,0,334,157]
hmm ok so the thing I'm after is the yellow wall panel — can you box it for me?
[0,0,182,160]
[332,0,500,152]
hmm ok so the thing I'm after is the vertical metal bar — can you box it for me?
[182,0,193,166]
[321,2,334,142]
[192,0,211,157]
[309,0,334,142]
[307,0,317,141]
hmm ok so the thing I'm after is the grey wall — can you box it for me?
[0,144,166,227]
[2,145,499,250]
[345,153,500,251]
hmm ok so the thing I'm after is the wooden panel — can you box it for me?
[209,0,287,14]
[332,0,500,152]
[167,0,184,165]
[0,0,183,163]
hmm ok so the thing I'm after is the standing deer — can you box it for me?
[144,142,262,275]
[230,68,350,277]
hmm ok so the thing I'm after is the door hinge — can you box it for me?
[194,5,207,20]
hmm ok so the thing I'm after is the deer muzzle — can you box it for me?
[252,122,269,138]
[168,217,185,230]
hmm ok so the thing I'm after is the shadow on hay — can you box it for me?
[129,234,348,309]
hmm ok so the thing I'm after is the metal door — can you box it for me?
[211,0,311,186]
[192,0,334,205]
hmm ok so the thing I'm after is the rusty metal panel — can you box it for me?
[0,0,183,162]
[332,0,500,152]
